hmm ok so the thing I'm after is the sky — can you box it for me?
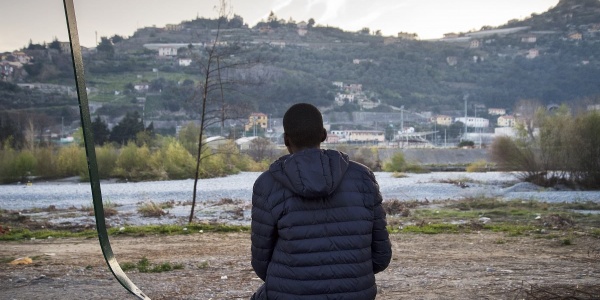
[1,0,560,52]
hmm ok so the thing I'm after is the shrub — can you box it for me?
[383,152,427,173]
[159,138,195,179]
[466,160,489,173]
[113,142,165,181]
[137,201,167,217]
[383,152,407,172]
[96,144,119,179]
[56,145,86,177]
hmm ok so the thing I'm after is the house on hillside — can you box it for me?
[526,48,539,59]
[446,56,458,66]
[435,115,453,126]
[455,117,489,128]
[497,115,516,127]
[59,42,72,54]
[158,46,178,57]
[488,108,506,116]
[469,40,481,49]
[178,58,192,66]
[134,82,149,92]
[521,35,537,43]
[568,32,582,40]
[12,52,31,64]
[245,113,268,132]
[165,24,184,31]
[297,21,308,36]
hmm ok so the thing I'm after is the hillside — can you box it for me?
[2,0,600,135]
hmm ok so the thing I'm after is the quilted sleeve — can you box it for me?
[369,172,392,274]
[251,174,278,281]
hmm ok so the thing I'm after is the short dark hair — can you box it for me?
[283,103,324,148]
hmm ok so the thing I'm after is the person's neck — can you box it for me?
[288,145,320,154]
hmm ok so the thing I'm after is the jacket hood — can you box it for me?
[269,149,350,198]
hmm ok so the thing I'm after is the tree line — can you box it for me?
[491,108,600,189]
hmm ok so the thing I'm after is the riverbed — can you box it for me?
[1,172,599,226]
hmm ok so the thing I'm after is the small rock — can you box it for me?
[479,217,491,224]
[10,257,33,265]
[220,275,228,280]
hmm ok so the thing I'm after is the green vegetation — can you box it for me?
[121,257,184,273]
[137,201,168,217]
[382,152,429,173]
[0,223,250,241]
[384,197,600,238]
[0,130,268,183]
[466,160,491,173]
[491,109,600,189]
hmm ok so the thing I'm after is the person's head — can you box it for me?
[283,103,327,153]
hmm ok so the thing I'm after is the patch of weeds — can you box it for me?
[159,200,175,209]
[494,239,507,244]
[590,228,600,238]
[382,199,419,217]
[540,214,576,230]
[561,238,573,246]
[123,257,184,273]
[197,261,209,269]
[0,228,97,241]
[137,201,167,217]
[466,160,492,173]
[401,223,461,234]
[121,262,137,272]
[85,265,93,270]
[559,201,600,210]
[391,172,408,178]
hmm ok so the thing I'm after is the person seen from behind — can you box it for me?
[251,103,392,299]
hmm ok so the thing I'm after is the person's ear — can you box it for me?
[321,128,327,142]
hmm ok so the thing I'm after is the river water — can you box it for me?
[1,172,599,211]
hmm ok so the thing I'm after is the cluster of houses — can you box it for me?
[433,108,515,129]
[332,81,380,110]
[0,51,32,82]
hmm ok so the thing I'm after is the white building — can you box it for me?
[329,130,385,143]
[455,117,489,128]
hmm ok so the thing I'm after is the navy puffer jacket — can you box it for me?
[251,149,392,300]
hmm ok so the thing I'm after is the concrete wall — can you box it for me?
[378,148,490,166]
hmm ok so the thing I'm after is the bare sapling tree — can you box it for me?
[187,0,261,223]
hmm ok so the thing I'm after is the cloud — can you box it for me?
[306,0,348,23]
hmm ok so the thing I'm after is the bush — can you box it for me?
[159,138,196,179]
[56,145,86,177]
[33,147,56,179]
[137,201,167,217]
[113,142,165,181]
[466,160,490,173]
[96,144,119,179]
[383,152,407,172]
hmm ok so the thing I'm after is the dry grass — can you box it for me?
[137,201,168,217]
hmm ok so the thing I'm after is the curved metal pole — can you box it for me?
[62,1,150,299]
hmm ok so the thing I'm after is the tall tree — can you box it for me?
[187,0,257,223]
[109,111,144,144]
[91,116,110,145]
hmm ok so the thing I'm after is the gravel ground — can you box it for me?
[1,232,599,300]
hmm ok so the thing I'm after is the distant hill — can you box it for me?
[2,0,600,130]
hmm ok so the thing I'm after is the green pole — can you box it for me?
[62,1,150,299]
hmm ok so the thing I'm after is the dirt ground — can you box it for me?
[1,232,599,300]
